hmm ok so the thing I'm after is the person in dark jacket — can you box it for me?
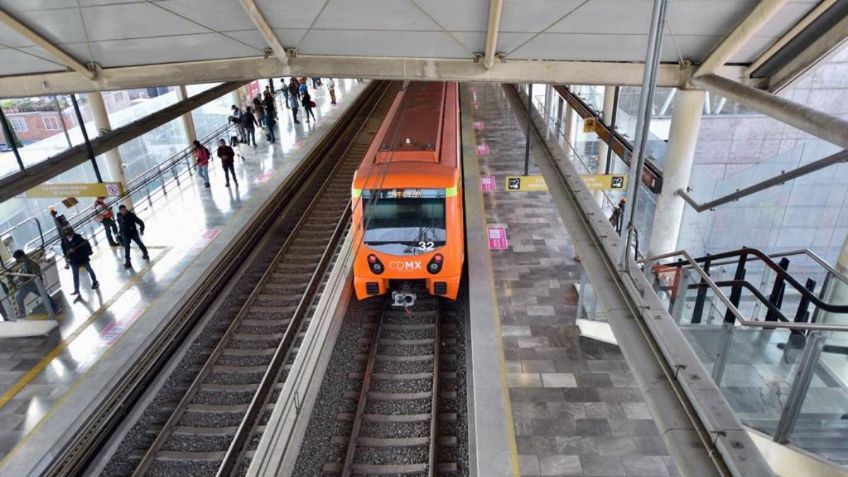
[288,78,300,100]
[301,90,316,123]
[240,107,260,147]
[217,139,238,187]
[117,205,149,269]
[12,249,60,319]
[61,228,99,294]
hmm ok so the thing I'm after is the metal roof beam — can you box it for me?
[692,73,848,150]
[483,0,503,69]
[0,7,95,80]
[0,56,697,98]
[766,8,848,91]
[238,0,288,64]
[695,0,788,77]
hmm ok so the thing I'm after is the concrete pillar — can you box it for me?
[175,85,198,146]
[86,91,132,207]
[647,89,705,257]
[595,85,616,205]
[822,235,848,326]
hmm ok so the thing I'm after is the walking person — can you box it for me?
[217,139,238,187]
[118,205,149,269]
[263,88,277,119]
[609,198,626,234]
[289,93,300,124]
[327,78,337,105]
[12,249,60,320]
[193,140,212,187]
[241,107,260,147]
[302,89,316,123]
[61,228,99,295]
[93,197,120,246]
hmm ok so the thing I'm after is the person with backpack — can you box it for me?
[12,249,60,319]
[94,196,120,246]
[302,89,316,123]
[117,205,149,269]
[193,140,212,187]
[61,228,99,294]
[241,107,260,147]
[216,138,238,187]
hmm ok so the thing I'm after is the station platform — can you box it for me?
[0,79,367,474]
[462,83,679,477]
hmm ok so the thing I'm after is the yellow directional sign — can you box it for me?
[581,174,627,191]
[505,175,548,192]
[583,117,597,133]
[22,182,123,198]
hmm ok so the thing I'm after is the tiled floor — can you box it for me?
[464,83,677,477]
[0,79,366,464]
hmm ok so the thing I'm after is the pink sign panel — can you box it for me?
[473,121,485,130]
[487,225,508,250]
[476,143,490,156]
[480,176,496,192]
[201,228,221,241]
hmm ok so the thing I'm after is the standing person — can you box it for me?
[263,88,277,119]
[298,80,308,98]
[93,197,120,246]
[288,78,300,101]
[118,205,149,269]
[609,198,626,234]
[61,228,99,294]
[241,107,259,147]
[217,138,238,187]
[289,93,300,124]
[302,89,316,123]
[193,140,212,188]
[252,96,265,125]
[281,80,290,109]
[264,108,276,143]
[12,249,60,319]
[327,78,337,105]
[230,105,244,143]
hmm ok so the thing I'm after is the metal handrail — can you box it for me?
[650,249,848,332]
[651,247,848,312]
[31,121,235,251]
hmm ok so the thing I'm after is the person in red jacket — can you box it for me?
[216,139,238,188]
[193,140,212,188]
[94,197,119,246]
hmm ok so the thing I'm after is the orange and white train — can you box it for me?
[351,81,464,305]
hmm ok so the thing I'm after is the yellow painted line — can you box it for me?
[465,98,521,477]
[0,247,171,411]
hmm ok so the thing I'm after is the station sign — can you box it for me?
[487,225,508,250]
[22,182,123,198]
[480,176,496,192]
[505,175,548,192]
[580,174,627,191]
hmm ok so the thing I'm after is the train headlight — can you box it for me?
[427,254,444,274]
[368,254,384,274]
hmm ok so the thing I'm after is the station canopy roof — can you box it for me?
[0,0,844,96]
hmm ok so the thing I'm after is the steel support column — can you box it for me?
[86,91,132,207]
[0,105,24,171]
[647,90,705,257]
[175,85,198,146]
[618,0,668,266]
[70,94,103,183]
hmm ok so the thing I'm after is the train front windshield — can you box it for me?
[362,189,446,256]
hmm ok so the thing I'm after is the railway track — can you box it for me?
[323,288,459,476]
[88,81,402,477]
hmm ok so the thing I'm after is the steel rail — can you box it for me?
[129,82,391,477]
[41,82,384,477]
[219,80,396,477]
